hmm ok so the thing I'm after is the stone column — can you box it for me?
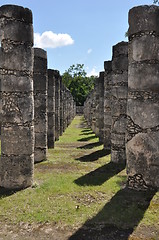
[60,78,64,136]
[111,42,128,164]
[98,71,104,143]
[55,70,60,141]
[94,79,100,137]
[33,48,47,163]
[91,83,98,133]
[47,69,55,148]
[103,61,112,151]
[63,85,67,132]
[127,5,159,189]
[65,88,69,128]
[0,49,2,135]
[0,5,34,189]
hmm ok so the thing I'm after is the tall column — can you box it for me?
[0,50,2,136]
[98,71,104,143]
[104,61,112,151]
[111,42,128,164]
[127,5,159,189]
[91,84,97,133]
[60,78,64,136]
[33,48,47,163]
[94,79,100,137]
[63,86,67,132]
[55,70,60,141]
[47,69,55,148]
[0,5,34,189]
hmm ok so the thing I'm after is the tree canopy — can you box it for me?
[62,64,96,106]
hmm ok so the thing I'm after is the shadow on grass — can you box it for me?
[81,129,92,133]
[77,141,102,149]
[77,135,97,142]
[76,149,110,162]
[0,187,19,198]
[74,162,125,186]
[80,131,94,136]
[69,188,156,240]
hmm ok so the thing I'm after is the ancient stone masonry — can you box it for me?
[84,86,97,132]
[66,88,71,127]
[33,48,48,163]
[94,79,100,137]
[60,77,64,136]
[111,42,128,164]
[63,85,68,132]
[55,70,60,141]
[47,69,55,149]
[76,106,84,115]
[61,85,75,132]
[98,72,104,143]
[103,61,112,151]
[91,83,98,134]
[0,5,34,189]
[127,5,159,189]
[0,50,2,135]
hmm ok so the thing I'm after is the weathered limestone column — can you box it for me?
[103,61,112,151]
[55,70,60,141]
[33,48,47,163]
[63,85,67,132]
[98,71,104,143]
[94,79,100,137]
[47,69,55,148]
[0,5,34,189]
[127,5,159,189]
[66,88,69,127]
[60,78,64,136]
[0,49,2,135]
[91,83,98,133]
[111,42,128,164]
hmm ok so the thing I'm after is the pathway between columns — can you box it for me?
[0,116,158,240]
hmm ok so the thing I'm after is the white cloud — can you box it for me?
[87,48,92,54]
[34,31,74,49]
[87,67,99,77]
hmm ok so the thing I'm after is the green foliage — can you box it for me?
[62,64,96,106]
[125,30,128,38]
[153,0,159,3]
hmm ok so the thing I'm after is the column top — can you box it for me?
[104,60,112,71]
[112,41,128,58]
[0,4,33,24]
[128,5,159,37]
[34,48,47,59]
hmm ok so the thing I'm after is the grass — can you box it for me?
[0,115,158,239]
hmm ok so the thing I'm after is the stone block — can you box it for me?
[2,92,33,124]
[128,5,159,37]
[0,154,34,190]
[1,125,34,155]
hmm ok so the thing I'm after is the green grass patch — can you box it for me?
[0,115,158,235]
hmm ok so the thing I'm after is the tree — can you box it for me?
[62,64,96,106]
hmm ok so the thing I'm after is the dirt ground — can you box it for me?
[0,221,158,240]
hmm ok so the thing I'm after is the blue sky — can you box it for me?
[0,0,155,76]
